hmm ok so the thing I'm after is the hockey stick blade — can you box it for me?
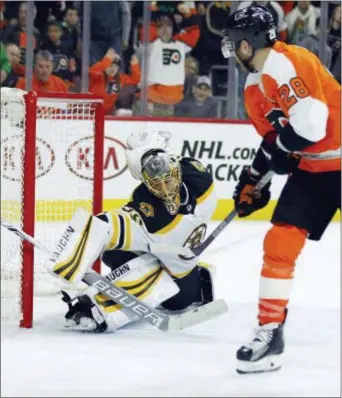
[83,272,228,332]
[166,299,228,331]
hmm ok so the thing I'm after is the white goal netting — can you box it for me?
[1,88,102,326]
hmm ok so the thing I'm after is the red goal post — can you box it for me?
[1,89,105,328]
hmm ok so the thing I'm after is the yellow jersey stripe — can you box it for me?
[196,183,214,205]
[107,213,120,250]
[122,215,132,250]
[155,214,183,235]
[164,266,192,279]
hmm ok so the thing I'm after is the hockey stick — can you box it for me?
[1,218,228,331]
[156,170,275,259]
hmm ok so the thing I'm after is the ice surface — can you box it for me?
[1,221,340,397]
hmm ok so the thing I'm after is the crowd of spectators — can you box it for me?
[0,1,340,119]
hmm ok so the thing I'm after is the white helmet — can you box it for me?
[125,131,171,180]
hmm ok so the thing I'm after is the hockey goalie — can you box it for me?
[48,131,217,332]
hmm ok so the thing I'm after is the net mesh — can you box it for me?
[1,89,99,324]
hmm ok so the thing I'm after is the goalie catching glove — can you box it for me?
[63,291,108,332]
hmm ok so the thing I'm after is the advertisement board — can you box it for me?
[1,118,339,222]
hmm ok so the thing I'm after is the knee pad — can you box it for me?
[102,250,138,271]
[263,224,307,278]
[94,254,179,330]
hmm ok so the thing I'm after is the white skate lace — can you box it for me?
[245,325,275,349]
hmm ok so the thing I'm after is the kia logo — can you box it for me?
[66,136,128,180]
[1,135,55,182]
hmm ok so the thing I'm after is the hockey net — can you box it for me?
[1,88,104,328]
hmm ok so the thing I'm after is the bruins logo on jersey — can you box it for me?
[139,202,154,218]
[190,160,206,172]
[179,223,207,261]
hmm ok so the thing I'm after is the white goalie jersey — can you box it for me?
[100,157,216,277]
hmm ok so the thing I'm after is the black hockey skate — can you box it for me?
[236,315,286,374]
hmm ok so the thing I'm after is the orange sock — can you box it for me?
[258,224,307,325]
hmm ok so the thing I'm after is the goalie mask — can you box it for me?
[141,150,182,214]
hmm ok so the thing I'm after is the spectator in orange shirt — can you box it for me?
[89,48,141,115]
[16,50,68,93]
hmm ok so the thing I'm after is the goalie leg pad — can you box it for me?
[160,262,215,312]
[93,254,179,330]
[45,208,111,285]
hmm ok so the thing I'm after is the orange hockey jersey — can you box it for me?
[16,74,68,93]
[244,41,341,173]
[89,56,141,114]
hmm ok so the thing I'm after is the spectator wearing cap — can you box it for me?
[88,48,141,115]
[16,50,68,93]
[175,75,218,118]
[40,21,76,88]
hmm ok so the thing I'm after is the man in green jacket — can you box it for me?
[1,42,12,85]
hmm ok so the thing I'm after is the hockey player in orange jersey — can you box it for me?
[221,5,341,374]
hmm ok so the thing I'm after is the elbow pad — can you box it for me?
[278,123,316,152]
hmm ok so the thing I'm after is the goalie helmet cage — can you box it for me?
[1,90,105,328]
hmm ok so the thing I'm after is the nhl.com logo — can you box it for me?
[66,136,128,180]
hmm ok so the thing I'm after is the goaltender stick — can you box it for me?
[52,131,217,332]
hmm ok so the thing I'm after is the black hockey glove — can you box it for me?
[62,291,108,333]
[270,147,301,175]
[233,168,271,218]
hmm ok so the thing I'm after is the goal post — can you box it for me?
[1,89,105,328]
